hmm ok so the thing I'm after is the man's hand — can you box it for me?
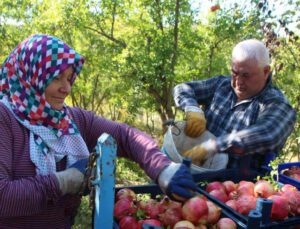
[158,163,197,202]
[182,139,218,165]
[54,158,88,195]
[185,111,206,138]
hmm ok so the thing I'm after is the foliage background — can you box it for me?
[0,0,299,227]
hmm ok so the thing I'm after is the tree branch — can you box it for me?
[83,25,127,48]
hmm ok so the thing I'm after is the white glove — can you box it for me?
[54,168,84,195]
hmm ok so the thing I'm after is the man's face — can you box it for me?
[231,58,270,102]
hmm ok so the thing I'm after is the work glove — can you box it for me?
[182,139,218,166]
[158,162,197,202]
[185,107,206,138]
[54,158,88,195]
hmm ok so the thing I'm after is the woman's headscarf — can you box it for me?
[0,34,89,175]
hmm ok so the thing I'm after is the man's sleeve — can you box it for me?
[216,101,296,154]
[173,76,224,110]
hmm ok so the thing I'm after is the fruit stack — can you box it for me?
[196,168,300,228]
[114,186,239,229]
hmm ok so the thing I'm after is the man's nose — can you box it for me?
[236,75,244,85]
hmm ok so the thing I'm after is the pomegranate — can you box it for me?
[114,198,136,220]
[116,188,136,202]
[268,195,290,220]
[182,196,208,225]
[290,173,300,181]
[237,181,255,196]
[119,216,138,229]
[159,208,182,228]
[254,180,275,198]
[209,189,229,203]
[228,190,238,200]
[206,181,226,193]
[206,201,221,224]
[225,199,237,211]
[210,4,220,12]
[173,220,195,229]
[236,195,257,215]
[222,180,237,194]
[137,199,160,219]
[280,190,300,216]
[216,217,237,229]
[281,184,297,192]
[158,195,182,213]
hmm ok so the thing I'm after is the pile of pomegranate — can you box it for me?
[203,180,300,221]
[114,188,237,229]
[282,166,300,181]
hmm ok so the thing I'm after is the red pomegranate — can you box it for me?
[216,217,237,229]
[209,189,229,203]
[116,188,136,202]
[254,180,275,198]
[159,208,182,228]
[206,201,221,224]
[236,195,257,215]
[225,199,237,211]
[268,195,290,220]
[173,220,195,229]
[237,181,255,196]
[182,196,208,225]
[206,181,226,193]
[114,198,136,220]
[119,216,138,229]
[137,199,160,219]
[222,180,238,194]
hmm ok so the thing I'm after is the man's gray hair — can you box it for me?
[232,39,270,68]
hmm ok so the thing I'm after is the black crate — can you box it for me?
[277,162,300,190]
[193,168,300,229]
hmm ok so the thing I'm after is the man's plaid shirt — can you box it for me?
[173,75,296,155]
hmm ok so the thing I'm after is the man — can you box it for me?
[173,39,296,169]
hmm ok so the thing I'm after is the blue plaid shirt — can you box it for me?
[173,75,296,155]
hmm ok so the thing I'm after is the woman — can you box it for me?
[0,34,197,228]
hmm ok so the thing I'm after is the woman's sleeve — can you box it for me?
[74,108,171,181]
[0,107,61,217]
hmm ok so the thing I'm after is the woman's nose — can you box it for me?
[59,79,71,94]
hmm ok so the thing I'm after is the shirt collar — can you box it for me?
[231,74,272,108]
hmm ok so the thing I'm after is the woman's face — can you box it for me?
[45,66,73,110]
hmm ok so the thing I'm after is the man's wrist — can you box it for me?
[203,139,218,154]
[185,106,203,113]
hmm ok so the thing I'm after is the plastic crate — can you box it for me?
[278,162,300,190]
[194,168,300,229]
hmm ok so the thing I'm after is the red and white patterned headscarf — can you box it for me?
[0,34,89,174]
[0,34,84,135]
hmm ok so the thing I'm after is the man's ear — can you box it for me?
[263,65,271,78]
